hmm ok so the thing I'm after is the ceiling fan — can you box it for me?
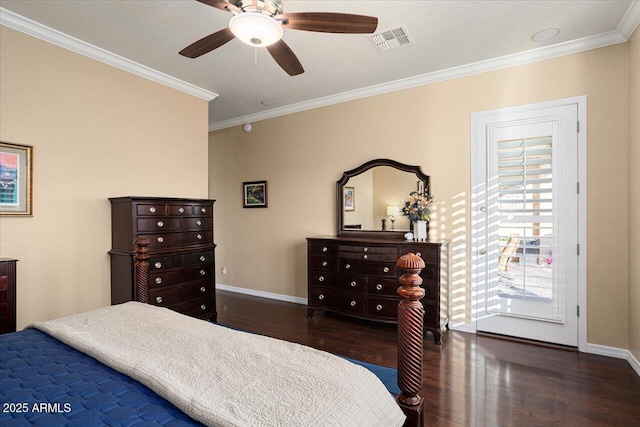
[179,0,378,76]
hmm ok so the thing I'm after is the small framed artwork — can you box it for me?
[243,180,267,208]
[1,142,33,216]
[417,180,424,194]
[344,186,355,211]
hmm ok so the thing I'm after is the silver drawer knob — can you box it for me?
[416,252,422,257]
[200,270,206,276]
[196,220,202,226]
[200,256,206,262]
[157,237,164,243]
[200,287,206,293]
[155,278,162,284]
[154,262,162,269]
[345,264,351,269]
[383,267,389,273]
[322,261,328,267]
[157,221,164,227]
[201,208,207,213]
[318,294,325,300]
[376,284,383,291]
[364,247,368,252]
[200,304,207,310]
[363,254,368,260]
[156,296,163,303]
[197,234,202,240]
[322,246,328,252]
[350,301,357,307]
[318,276,325,282]
[350,281,357,287]
[376,304,383,311]
[179,207,185,213]
[149,207,156,213]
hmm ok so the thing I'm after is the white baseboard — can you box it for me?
[448,321,476,334]
[584,343,640,377]
[216,283,307,306]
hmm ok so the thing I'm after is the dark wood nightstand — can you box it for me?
[0,258,17,334]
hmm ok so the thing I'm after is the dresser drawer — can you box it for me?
[309,287,334,307]
[400,245,439,263]
[144,231,213,249]
[364,262,397,277]
[338,275,366,292]
[136,203,166,216]
[309,272,336,287]
[148,250,213,272]
[137,218,181,232]
[309,256,337,272]
[339,259,364,274]
[149,263,213,288]
[367,297,399,318]
[334,292,365,315]
[341,252,397,262]
[309,242,338,256]
[192,204,213,216]
[173,296,216,319]
[339,244,397,255]
[183,217,212,231]
[367,278,399,296]
[168,205,193,216]
[149,280,213,307]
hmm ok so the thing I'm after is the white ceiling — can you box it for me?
[1,1,639,130]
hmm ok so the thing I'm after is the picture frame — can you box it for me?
[243,180,267,208]
[344,186,355,211]
[1,142,33,216]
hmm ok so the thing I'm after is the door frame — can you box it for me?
[465,96,587,351]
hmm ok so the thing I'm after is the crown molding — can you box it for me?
[619,0,640,38]
[210,2,640,131]
[0,7,217,102]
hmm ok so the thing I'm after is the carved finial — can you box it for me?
[397,252,425,271]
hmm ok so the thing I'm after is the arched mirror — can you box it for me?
[336,159,430,237]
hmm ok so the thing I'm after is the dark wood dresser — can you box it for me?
[307,237,449,343]
[109,197,217,322]
[0,258,17,334]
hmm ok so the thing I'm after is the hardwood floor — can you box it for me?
[216,290,640,426]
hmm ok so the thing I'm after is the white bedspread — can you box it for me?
[31,302,406,427]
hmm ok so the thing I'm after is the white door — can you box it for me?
[472,100,581,346]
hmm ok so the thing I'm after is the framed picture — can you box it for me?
[1,142,33,216]
[243,180,267,208]
[344,186,355,211]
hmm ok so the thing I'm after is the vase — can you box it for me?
[414,220,428,242]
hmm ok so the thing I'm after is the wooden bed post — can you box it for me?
[396,252,425,427]
[134,237,150,304]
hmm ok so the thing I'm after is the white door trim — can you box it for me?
[458,96,588,351]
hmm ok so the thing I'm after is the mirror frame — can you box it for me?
[336,158,430,238]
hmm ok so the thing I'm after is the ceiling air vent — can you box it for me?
[369,26,412,52]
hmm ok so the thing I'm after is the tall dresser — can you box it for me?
[0,258,17,334]
[307,237,449,344]
[109,197,217,322]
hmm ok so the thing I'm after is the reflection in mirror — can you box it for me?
[341,166,424,232]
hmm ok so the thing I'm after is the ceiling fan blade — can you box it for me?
[267,40,304,76]
[179,28,235,58]
[278,12,378,34]
[196,0,240,13]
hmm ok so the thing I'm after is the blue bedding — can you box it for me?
[1,328,398,426]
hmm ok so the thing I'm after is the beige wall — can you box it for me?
[210,42,631,348]
[0,27,210,329]
[629,27,640,362]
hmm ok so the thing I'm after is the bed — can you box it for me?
[0,238,427,427]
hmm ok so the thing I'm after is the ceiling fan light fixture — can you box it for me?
[229,12,283,47]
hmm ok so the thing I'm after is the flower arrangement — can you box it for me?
[402,191,435,222]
